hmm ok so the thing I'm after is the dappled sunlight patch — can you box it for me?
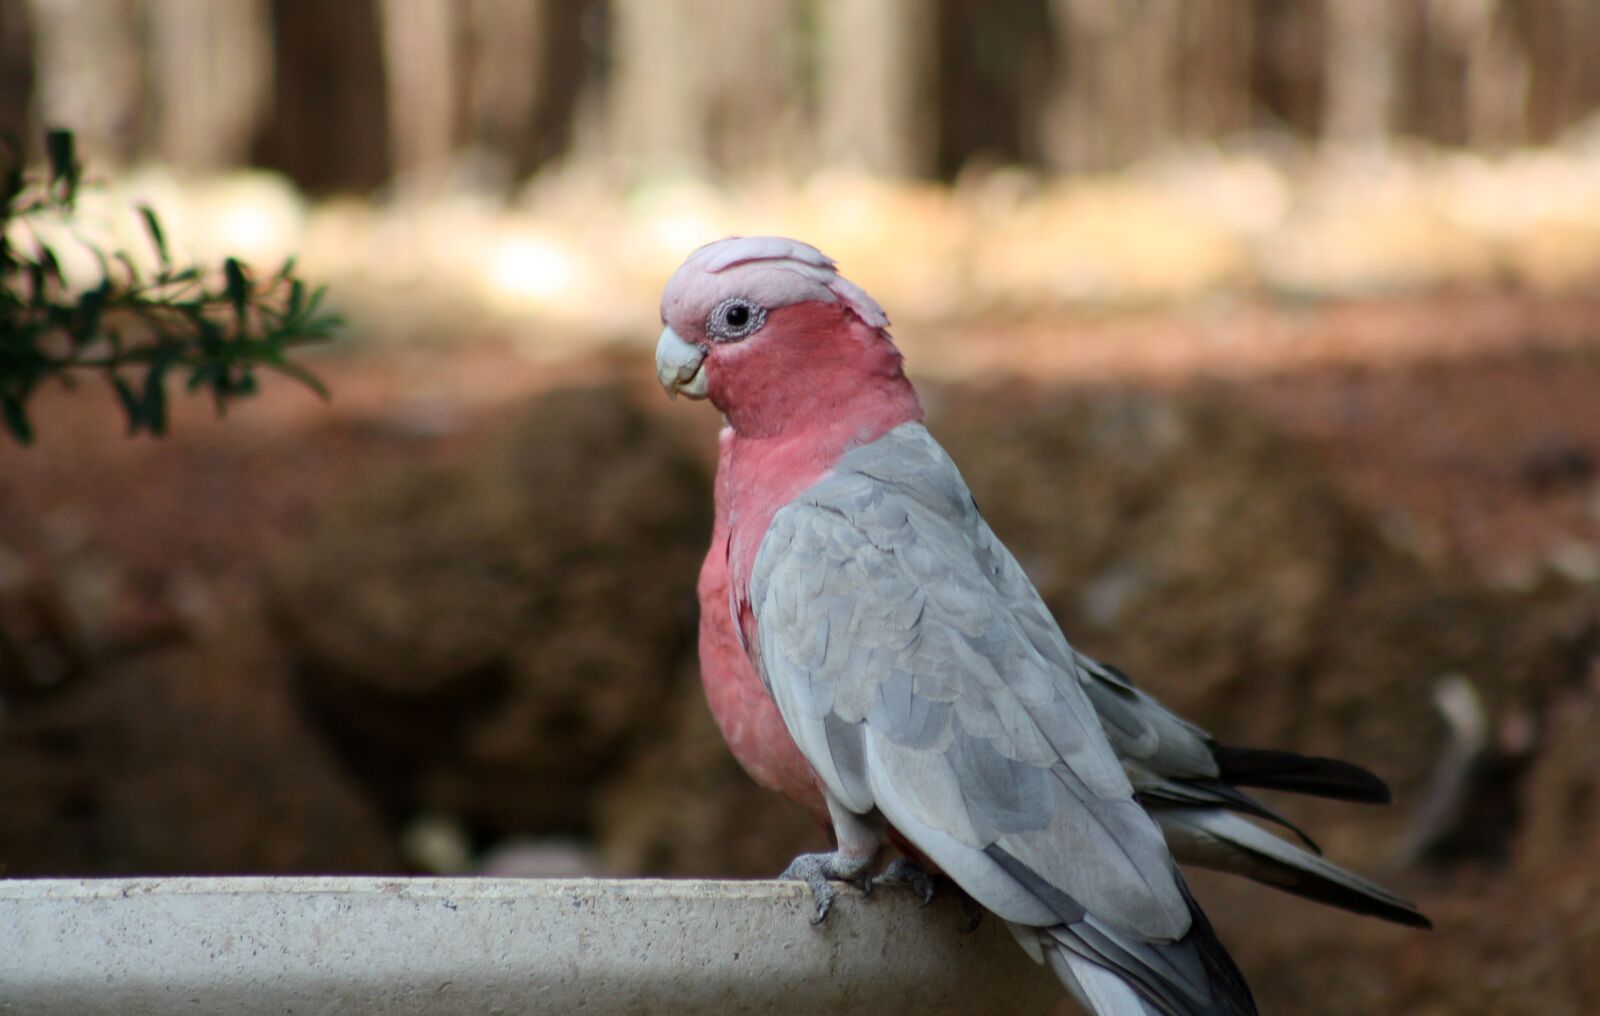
[31,146,1600,358]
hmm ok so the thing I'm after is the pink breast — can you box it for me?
[697,431,829,824]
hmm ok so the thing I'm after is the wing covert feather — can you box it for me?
[751,424,1190,940]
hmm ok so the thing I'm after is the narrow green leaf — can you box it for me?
[223,258,249,320]
[186,361,221,394]
[1,394,33,444]
[142,359,170,435]
[45,129,75,186]
[76,286,106,344]
[109,374,145,434]
[266,355,330,400]
[137,205,171,267]
[197,318,224,355]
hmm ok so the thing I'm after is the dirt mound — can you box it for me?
[921,381,1599,1013]
[593,662,824,878]
[1193,663,1600,1016]
[926,382,1592,846]
[269,383,710,835]
[0,619,400,875]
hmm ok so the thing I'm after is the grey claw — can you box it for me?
[872,858,937,907]
[780,851,872,926]
[806,877,836,925]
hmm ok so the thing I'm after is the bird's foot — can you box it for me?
[780,850,875,925]
[870,857,937,907]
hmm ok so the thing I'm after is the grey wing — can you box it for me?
[974,525,1228,793]
[749,424,1190,942]
[1069,653,1312,838]
[1074,646,1384,848]
[990,538,1316,843]
[1072,654,1217,784]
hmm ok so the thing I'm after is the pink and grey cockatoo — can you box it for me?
[655,236,1427,1015]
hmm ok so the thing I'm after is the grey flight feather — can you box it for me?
[1156,807,1432,929]
[751,423,1193,942]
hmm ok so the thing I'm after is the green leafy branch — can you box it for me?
[1,129,341,444]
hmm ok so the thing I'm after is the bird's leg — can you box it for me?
[780,799,883,925]
[870,857,937,906]
[780,851,875,925]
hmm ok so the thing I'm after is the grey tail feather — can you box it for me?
[1042,907,1258,1016]
[991,844,1257,1016]
[1245,859,1433,930]
[1227,839,1432,929]
[1142,781,1322,853]
[1213,744,1393,804]
[1173,874,1258,1015]
[1165,808,1433,930]
[1046,947,1168,1016]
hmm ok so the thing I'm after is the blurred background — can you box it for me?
[2,2,1599,1012]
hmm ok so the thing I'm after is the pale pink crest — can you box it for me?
[661,235,889,340]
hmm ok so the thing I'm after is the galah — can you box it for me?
[656,236,1427,1016]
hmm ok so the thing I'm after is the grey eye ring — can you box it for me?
[707,297,766,342]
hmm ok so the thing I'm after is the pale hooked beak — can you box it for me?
[655,325,709,400]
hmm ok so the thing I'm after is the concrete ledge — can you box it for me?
[0,877,1058,1015]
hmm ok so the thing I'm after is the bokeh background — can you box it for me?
[3,2,1600,1013]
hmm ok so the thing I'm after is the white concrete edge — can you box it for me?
[0,877,1059,1016]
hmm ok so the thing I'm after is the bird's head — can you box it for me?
[655,236,917,438]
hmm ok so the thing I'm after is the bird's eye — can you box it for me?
[707,297,766,342]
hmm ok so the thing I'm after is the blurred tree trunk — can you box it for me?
[377,0,460,190]
[13,0,1600,189]
[1461,1,1530,149]
[1249,0,1325,137]
[1399,0,1471,146]
[517,0,606,174]
[25,0,144,163]
[374,1,608,189]
[0,0,33,146]
[1322,0,1397,152]
[1175,0,1253,141]
[607,0,802,180]
[934,0,1053,176]
[251,0,391,194]
[1408,0,1529,150]
[816,0,935,177]
[704,0,804,177]
[463,0,540,180]
[1043,0,1183,172]
[607,0,713,177]
[1514,0,1600,143]
[144,0,273,172]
